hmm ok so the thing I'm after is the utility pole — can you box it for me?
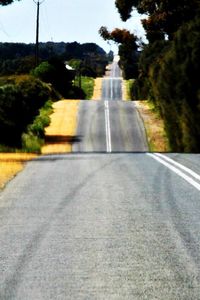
[33,0,45,66]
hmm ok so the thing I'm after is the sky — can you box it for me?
[0,0,146,53]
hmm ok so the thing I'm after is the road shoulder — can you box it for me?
[0,153,37,190]
[91,78,102,100]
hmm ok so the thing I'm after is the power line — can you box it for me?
[33,0,45,66]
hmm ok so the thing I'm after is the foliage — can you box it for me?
[99,27,139,79]
[0,42,108,77]
[114,0,200,151]
[125,79,134,100]
[68,59,96,78]
[0,76,50,147]
[75,76,94,100]
[0,0,20,5]
[131,40,170,100]
[99,27,137,45]
[115,0,200,42]
[0,56,35,76]
[32,59,75,98]
[115,0,139,21]
[148,17,200,152]
[22,100,53,153]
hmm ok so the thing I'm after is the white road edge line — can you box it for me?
[147,153,200,192]
[104,101,112,153]
[155,153,200,182]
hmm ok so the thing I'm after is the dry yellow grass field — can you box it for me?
[91,78,102,100]
[122,79,128,101]
[135,101,169,152]
[0,153,37,189]
[42,100,80,154]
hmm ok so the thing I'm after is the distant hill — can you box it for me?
[0,41,109,77]
[0,41,107,60]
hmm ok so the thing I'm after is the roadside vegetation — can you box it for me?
[0,75,53,151]
[0,36,109,154]
[22,100,53,153]
[74,76,95,100]
[123,79,169,151]
[125,79,134,100]
[100,0,200,152]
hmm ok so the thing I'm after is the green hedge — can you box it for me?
[0,76,51,147]
[149,17,200,152]
[131,17,200,152]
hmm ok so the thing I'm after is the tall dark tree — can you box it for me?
[115,0,200,151]
[0,0,20,5]
[99,27,139,79]
[115,0,200,42]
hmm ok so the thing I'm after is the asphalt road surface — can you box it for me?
[73,100,148,152]
[1,59,200,299]
[0,153,200,299]
[73,57,148,152]
[102,56,122,101]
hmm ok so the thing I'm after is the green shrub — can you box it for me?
[22,100,53,153]
[21,133,43,153]
[32,59,75,98]
[75,76,94,99]
[0,76,50,147]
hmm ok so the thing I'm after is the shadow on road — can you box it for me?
[45,135,82,145]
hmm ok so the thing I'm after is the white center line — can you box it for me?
[110,79,113,100]
[147,153,200,191]
[104,101,112,153]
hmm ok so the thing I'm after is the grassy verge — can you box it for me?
[42,100,79,154]
[0,153,37,189]
[91,78,102,100]
[122,79,169,152]
[122,79,134,100]
[135,100,170,152]
[75,76,94,99]
[22,100,53,153]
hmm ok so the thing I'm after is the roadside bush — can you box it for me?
[130,40,169,101]
[74,76,94,99]
[0,76,50,147]
[131,17,200,152]
[67,86,86,99]
[32,59,75,98]
[22,100,53,153]
[149,17,200,152]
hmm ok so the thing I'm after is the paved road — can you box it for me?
[102,56,122,101]
[74,58,148,152]
[101,78,122,101]
[73,100,148,152]
[0,153,200,299]
[1,58,200,299]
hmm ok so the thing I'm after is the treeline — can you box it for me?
[99,27,139,79]
[102,0,200,152]
[0,41,109,151]
[0,41,109,77]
